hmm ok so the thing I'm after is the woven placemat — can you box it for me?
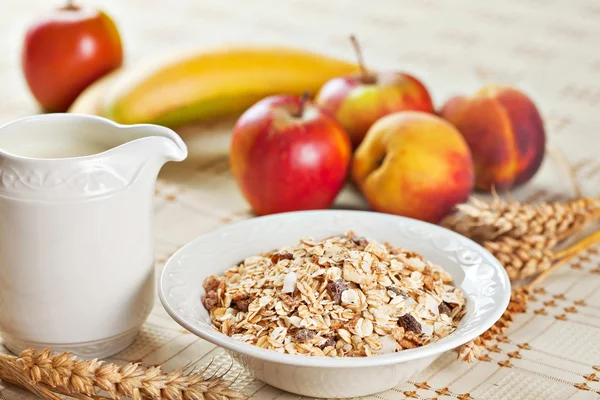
[0,0,599,399]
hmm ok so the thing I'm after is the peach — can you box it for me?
[440,86,546,191]
[352,112,474,223]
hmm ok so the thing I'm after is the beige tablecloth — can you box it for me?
[1,0,599,399]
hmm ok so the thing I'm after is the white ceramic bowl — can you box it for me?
[159,210,510,398]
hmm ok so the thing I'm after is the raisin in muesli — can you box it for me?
[319,337,336,349]
[203,276,221,292]
[399,313,422,334]
[351,236,369,247]
[270,251,294,263]
[386,285,407,297]
[438,301,453,316]
[326,279,348,303]
[232,293,252,312]
[202,291,219,311]
[295,329,316,343]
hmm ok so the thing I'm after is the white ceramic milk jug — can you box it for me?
[0,114,187,358]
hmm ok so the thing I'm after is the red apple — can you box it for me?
[315,36,434,148]
[22,1,123,112]
[230,94,352,215]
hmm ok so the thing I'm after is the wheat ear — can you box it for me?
[444,194,599,245]
[0,349,247,400]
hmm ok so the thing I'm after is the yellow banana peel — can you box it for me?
[101,46,359,126]
[68,68,123,116]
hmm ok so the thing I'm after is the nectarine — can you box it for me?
[440,86,546,191]
[352,112,474,223]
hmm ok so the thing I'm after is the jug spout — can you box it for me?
[103,122,188,188]
[164,133,188,162]
[87,119,189,167]
[128,123,188,163]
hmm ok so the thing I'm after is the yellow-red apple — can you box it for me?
[440,86,546,191]
[231,94,352,215]
[352,112,474,223]
[315,36,434,148]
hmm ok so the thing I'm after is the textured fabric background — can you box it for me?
[0,1,599,399]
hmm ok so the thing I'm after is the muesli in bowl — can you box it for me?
[202,232,466,357]
[159,210,511,397]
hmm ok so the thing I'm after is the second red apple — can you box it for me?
[230,95,352,215]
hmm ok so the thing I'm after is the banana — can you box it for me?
[101,46,359,126]
[68,68,123,115]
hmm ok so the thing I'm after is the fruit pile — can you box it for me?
[21,3,546,223]
[230,38,546,222]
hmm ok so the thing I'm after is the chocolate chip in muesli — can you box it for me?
[295,329,316,343]
[326,279,348,303]
[399,313,422,334]
[438,301,453,316]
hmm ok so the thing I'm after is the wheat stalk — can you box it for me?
[0,349,247,400]
[546,146,583,198]
[457,230,600,362]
